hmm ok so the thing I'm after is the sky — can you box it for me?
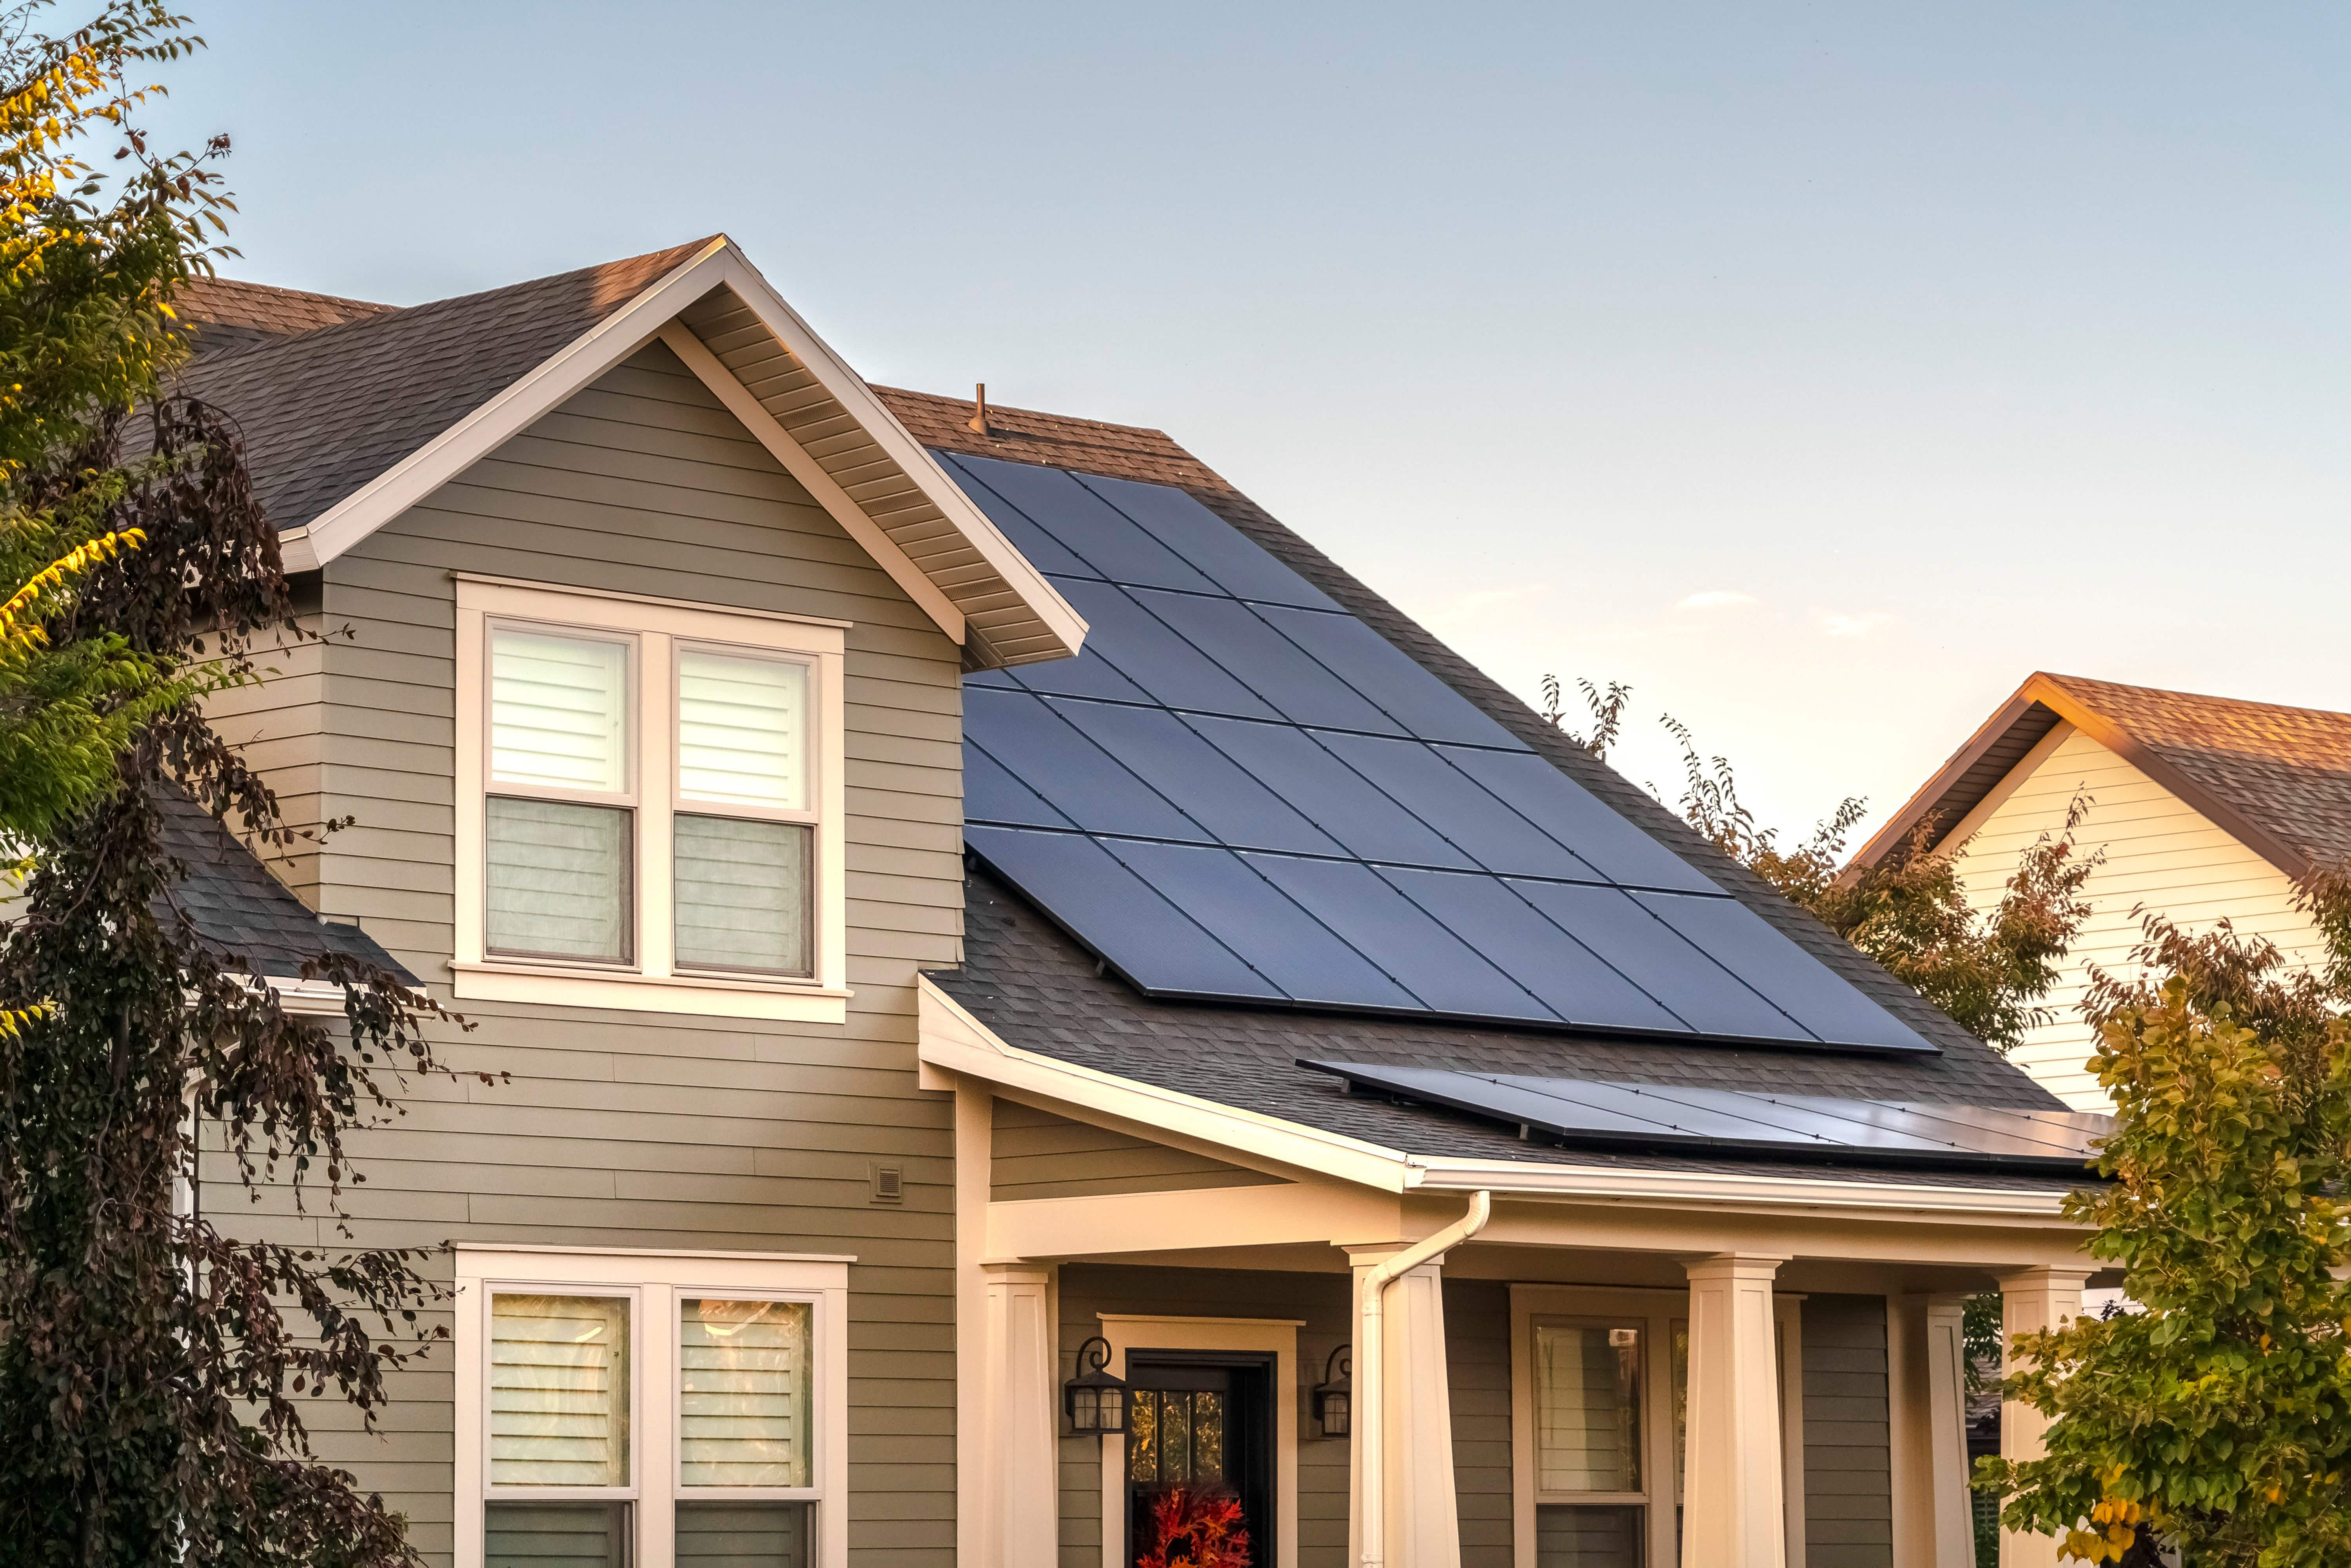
[142,1,2351,843]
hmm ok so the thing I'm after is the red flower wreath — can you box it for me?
[1136,1486,1252,1568]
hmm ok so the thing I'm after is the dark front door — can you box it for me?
[1123,1354,1273,1568]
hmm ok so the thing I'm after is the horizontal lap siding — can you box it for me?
[205,341,965,1567]
[1445,1279,1514,1568]
[1803,1296,1892,1568]
[1952,728,2325,1108]
[991,1101,1287,1200]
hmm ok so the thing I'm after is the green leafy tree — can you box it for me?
[0,6,471,1564]
[1976,891,2351,1567]
[1541,673,2100,1051]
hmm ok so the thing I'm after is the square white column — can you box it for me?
[1997,1267,2090,1568]
[1349,1254,1464,1568]
[1890,1293,1977,1567]
[1683,1254,1790,1568]
[975,1262,1057,1567]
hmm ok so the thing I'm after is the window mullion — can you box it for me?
[638,633,676,979]
[638,1282,677,1568]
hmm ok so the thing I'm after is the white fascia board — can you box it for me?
[1405,1154,2079,1219]
[917,974,1412,1193]
[920,978,2084,1222]
[287,237,735,572]
[712,247,1087,661]
[655,322,966,644]
[281,239,1086,664]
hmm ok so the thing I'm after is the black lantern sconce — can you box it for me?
[1313,1343,1352,1439]
[1064,1335,1130,1436]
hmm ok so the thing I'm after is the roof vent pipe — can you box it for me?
[1355,1189,1491,1568]
[967,382,990,436]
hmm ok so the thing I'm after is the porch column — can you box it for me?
[1349,1253,1463,1568]
[1997,1267,2090,1568]
[975,1263,1057,1567]
[1890,1294,1977,1567]
[1683,1254,1789,1568]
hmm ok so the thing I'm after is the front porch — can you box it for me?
[934,1062,2099,1568]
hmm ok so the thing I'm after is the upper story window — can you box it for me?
[454,577,849,1022]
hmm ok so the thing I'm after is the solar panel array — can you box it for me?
[1304,1061,2108,1173]
[945,449,1937,1055]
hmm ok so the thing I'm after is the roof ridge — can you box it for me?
[2042,669,2351,725]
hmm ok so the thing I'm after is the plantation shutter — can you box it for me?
[677,651,808,808]
[490,631,628,793]
[489,1294,632,1489]
[678,1298,813,1488]
[1534,1323,1642,1494]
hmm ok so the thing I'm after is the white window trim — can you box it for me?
[1094,1313,1302,1568]
[454,576,851,1022]
[1509,1284,1805,1568]
[455,1245,853,1568]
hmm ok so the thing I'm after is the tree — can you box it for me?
[1975,893,2351,1567]
[1541,673,2100,1051]
[0,6,470,1564]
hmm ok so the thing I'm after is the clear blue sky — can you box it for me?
[148,2,2351,841]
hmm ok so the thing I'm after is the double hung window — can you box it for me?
[461,1248,849,1568]
[1512,1287,1805,1568]
[456,578,848,1021]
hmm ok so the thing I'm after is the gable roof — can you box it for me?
[1853,671,2351,880]
[171,240,1086,668]
[898,388,2068,1135]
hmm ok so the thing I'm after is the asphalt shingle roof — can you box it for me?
[155,791,417,986]
[174,238,714,534]
[890,388,2077,1168]
[173,275,392,360]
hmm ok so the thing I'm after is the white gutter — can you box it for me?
[1356,1189,1490,1568]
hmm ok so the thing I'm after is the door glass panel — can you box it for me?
[1533,1323,1642,1493]
[1536,1503,1643,1568]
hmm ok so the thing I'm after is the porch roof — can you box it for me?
[929,866,2091,1196]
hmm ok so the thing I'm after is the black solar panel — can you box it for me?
[946,451,1938,1055]
[1302,1061,2110,1174]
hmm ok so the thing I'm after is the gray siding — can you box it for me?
[1445,1279,1514,1568]
[992,1100,1287,1201]
[1803,1295,1894,1568]
[204,340,965,1568]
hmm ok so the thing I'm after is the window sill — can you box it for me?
[451,960,851,1023]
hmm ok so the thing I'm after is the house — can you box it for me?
[1852,672,2351,1109]
[167,237,2108,1568]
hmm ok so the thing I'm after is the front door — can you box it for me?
[1123,1354,1273,1568]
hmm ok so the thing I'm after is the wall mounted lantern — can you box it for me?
[1065,1335,1129,1436]
[1313,1343,1352,1439]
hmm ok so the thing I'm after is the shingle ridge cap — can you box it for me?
[876,383,1180,444]
[2042,670,2351,728]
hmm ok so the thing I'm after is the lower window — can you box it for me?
[463,1249,845,1568]
[1536,1503,1645,1568]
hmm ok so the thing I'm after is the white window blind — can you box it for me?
[1534,1323,1642,1494]
[678,1298,813,1488]
[677,651,808,809]
[490,1294,632,1489]
[674,816,812,976]
[492,631,628,794]
[486,797,632,962]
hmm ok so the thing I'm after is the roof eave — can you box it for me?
[1849,671,2316,883]
[281,237,1086,668]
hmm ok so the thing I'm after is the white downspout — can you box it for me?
[1358,1190,1492,1568]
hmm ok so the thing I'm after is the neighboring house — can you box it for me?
[162,238,2106,1568]
[1853,672,2351,1109]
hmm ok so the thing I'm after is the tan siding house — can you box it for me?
[169,239,2108,1568]
[1856,673,2351,1109]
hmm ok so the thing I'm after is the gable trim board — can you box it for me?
[1852,671,2314,882]
[918,977,2073,1219]
[274,237,1086,670]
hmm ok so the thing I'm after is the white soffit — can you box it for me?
[281,236,1086,670]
